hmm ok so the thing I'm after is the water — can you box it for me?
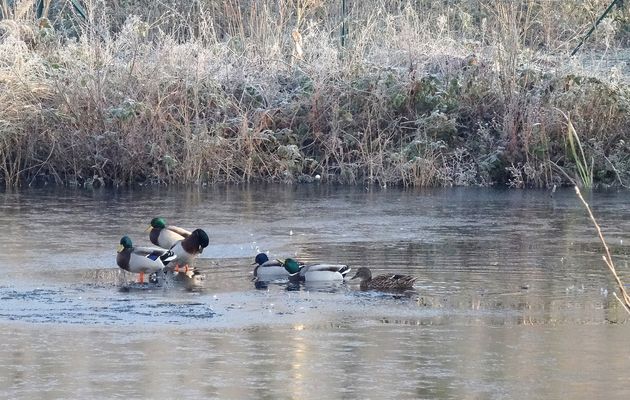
[0,185,629,399]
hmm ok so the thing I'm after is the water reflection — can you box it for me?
[1,186,630,398]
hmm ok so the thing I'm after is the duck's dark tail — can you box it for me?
[339,265,352,277]
[160,251,177,263]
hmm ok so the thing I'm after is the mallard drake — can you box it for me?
[350,267,416,291]
[116,236,176,283]
[147,217,191,249]
[252,253,291,281]
[166,228,210,272]
[280,258,351,282]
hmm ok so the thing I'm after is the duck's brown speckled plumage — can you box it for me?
[351,267,416,291]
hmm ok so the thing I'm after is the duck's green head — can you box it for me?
[150,217,167,229]
[118,236,133,252]
[281,258,301,274]
[192,229,210,251]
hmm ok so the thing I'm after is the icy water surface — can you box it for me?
[0,185,630,399]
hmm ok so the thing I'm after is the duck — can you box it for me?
[147,217,191,249]
[166,228,210,273]
[350,267,416,291]
[116,236,176,283]
[252,253,291,281]
[279,258,351,282]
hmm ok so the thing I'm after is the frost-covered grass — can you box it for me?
[0,0,629,187]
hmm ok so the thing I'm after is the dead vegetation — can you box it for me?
[0,0,629,187]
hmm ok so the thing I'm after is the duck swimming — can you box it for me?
[147,217,191,249]
[280,258,351,282]
[116,236,176,283]
[350,267,416,291]
[252,253,291,281]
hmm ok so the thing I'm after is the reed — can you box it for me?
[574,186,630,314]
[563,112,594,188]
[0,0,629,187]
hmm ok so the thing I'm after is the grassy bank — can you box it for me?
[1,0,629,188]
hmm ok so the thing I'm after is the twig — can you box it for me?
[603,153,627,188]
[549,160,576,186]
[574,185,630,314]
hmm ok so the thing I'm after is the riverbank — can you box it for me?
[1,1,629,188]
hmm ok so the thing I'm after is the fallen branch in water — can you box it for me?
[574,186,630,314]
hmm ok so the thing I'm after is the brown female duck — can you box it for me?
[350,267,416,291]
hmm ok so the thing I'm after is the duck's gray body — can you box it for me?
[295,264,351,282]
[117,239,176,276]
[254,260,291,281]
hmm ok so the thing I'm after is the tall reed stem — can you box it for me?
[574,185,630,314]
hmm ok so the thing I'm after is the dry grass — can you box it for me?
[0,0,629,187]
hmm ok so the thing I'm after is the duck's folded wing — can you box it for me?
[307,264,350,273]
[157,229,186,248]
[134,246,171,258]
[167,225,192,237]
[390,274,417,284]
[260,260,283,268]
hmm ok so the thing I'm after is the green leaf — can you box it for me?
[70,0,87,20]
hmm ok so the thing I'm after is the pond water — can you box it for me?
[0,184,629,399]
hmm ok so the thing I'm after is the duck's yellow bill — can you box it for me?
[116,244,124,253]
[144,225,152,232]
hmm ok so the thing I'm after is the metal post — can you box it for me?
[341,0,348,47]
[570,0,624,56]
